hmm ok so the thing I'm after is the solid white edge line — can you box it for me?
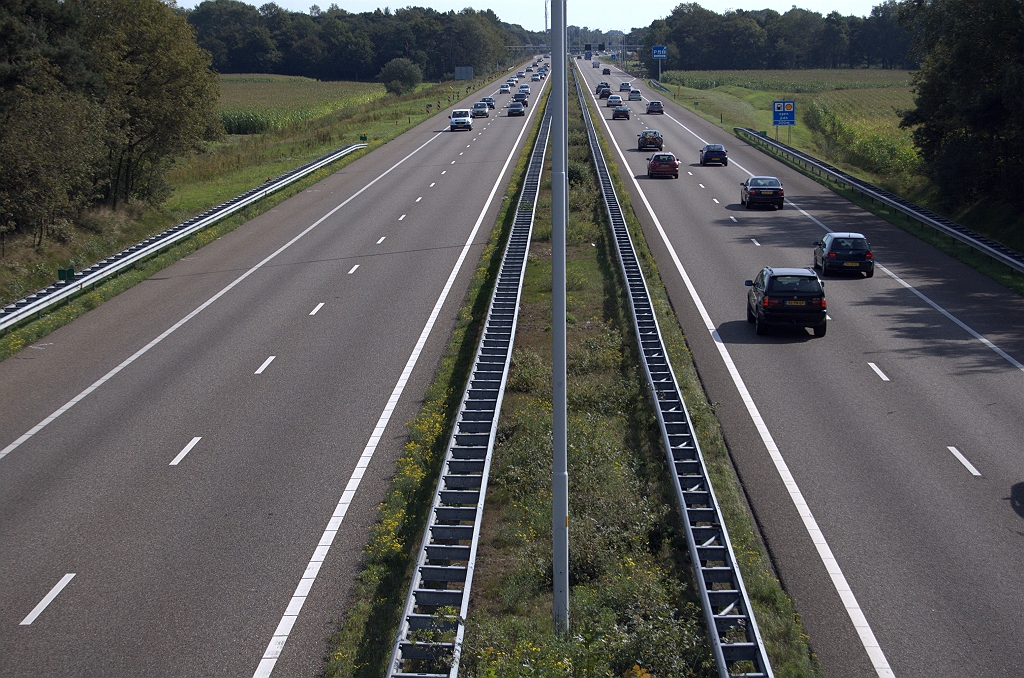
[0,128,447,464]
[20,573,75,625]
[251,76,547,678]
[867,362,890,382]
[254,356,276,375]
[309,303,324,316]
[947,446,982,476]
[170,436,203,466]
[347,265,359,274]
[585,74,896,677]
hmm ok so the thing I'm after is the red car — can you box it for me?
[647,152,679,179]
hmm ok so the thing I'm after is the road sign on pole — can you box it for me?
[652,45,667,81]
[772,100,796,126]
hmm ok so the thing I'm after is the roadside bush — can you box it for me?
[378,58,422,95]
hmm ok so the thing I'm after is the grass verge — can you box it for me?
[456,73,818,676]
[321,91,550,678]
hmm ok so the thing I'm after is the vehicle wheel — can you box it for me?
[700,158,704,166]
[723,160,728,166]
[744,200,751,209]
[820,262,829,276]
[647,171,652,178]
[776,202,783,210]
[813,257,821,271]
[674,173,679,179]
[754,312,767,335]
[746,303,755,323]
[813,320,827,338]
[866,266,874,278]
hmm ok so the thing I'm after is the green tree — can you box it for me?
[377,57,421,95]
[900,0,1024,204]
[77,0,221,208]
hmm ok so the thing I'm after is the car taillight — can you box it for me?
[827,252,836,258]
[762,297,781,308]
[778,189,784,197]
[865,251,873,259]
[810,297,826,308]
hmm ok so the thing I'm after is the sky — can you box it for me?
[178,0,882,34]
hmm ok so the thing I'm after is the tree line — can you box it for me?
[632,2,914,72]
[184,0,547,83]
[0,0,219,249]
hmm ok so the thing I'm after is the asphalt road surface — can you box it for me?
[577,61,1024,677]
[0,65,547,677]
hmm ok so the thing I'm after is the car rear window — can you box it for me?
[768,276,822,294]
[751,178,781,187]
[833,238,869,250]
[707,145,725,151]
[653,154,674,162]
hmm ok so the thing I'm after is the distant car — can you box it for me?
[519,84,531,94]
[531,73,540,81]
[647,152,680,179]
[637,129,663,151]
[598,87,611,99]
[745,267,827,337]
[526,66,533,72]
[513,91,530,107]
[740,176,784,209]
[481,97,495,109]
[508,101,525,116]
[517,71,526,78]
[620,82,631,91]
[449,109,472,131]
[646,100,664,114]
[602,67,611,75]
[595,81,610,94]
[538,71,546,79]
[472,102,489,118]
[593,61,600,68]
[612,105,631,120]
[606,94,622,107]
[814,232,874,277]
[628,89,642,101]
[699,144,728,166]
[499,84,510,93]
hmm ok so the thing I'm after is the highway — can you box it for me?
[577,61,1024,677]
[0,67,547,677]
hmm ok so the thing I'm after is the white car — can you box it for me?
[606,94,622,107]
[519,84,531,95]
[628,89,642,101]
[449,109,472,131]
[500,84,510,93]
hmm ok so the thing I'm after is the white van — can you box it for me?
[449,109,472,131]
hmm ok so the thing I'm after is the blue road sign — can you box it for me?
[773,100,796,126]
[653,45,667,59]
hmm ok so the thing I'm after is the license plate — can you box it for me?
[785,300,806,306]
[843,262,860,267]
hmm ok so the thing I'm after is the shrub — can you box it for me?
[378,58,422,95]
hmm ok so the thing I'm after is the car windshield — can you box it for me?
[707,145,725,151]
[475,103,486,108]
[769,276,822,294]
[833,238,869,250]
[454,110,469,116]
[750,178,781,187]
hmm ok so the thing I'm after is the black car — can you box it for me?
[814,232,874,277]
[598,87,611,99]
[740,176,784,209]
[646,100,664,114]
[612,105,630,120]
[508,101,525,116]
[482,96,496,109]
[603,67,611,75]
[699,144,728,166]
[513,91,530,107]
[637,129,663,151]
[745,267,827,337]
[595,81,610,94]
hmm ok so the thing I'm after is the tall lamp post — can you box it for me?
[550,0,569,638]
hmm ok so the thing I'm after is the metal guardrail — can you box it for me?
[575,67,773,678]
[386,102,552,678]
[0,143,367,334]
[734,127,1024,274]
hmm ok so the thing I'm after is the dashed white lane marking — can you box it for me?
[429,183,435,187]
[730,216,738,222]
[687,171,693,176]
[441,170,446,174]
[415,197,422,202]
[170,436,202,466]
[309,302,325,315]
[459,152,464,156]
[467,144,471,148]
[713,198,720,204]
[254,356,276,374]
[398,215,405,221]
[450,160,455,164]
[251,72,549,678]
[699,183,705,188]
[585,80,896,677]
[347,265,359,275]
[868,362,890,381]
[0,123,448,463]
[20,573,75,625]
[947,446,981,476]
[751,239,761,246]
